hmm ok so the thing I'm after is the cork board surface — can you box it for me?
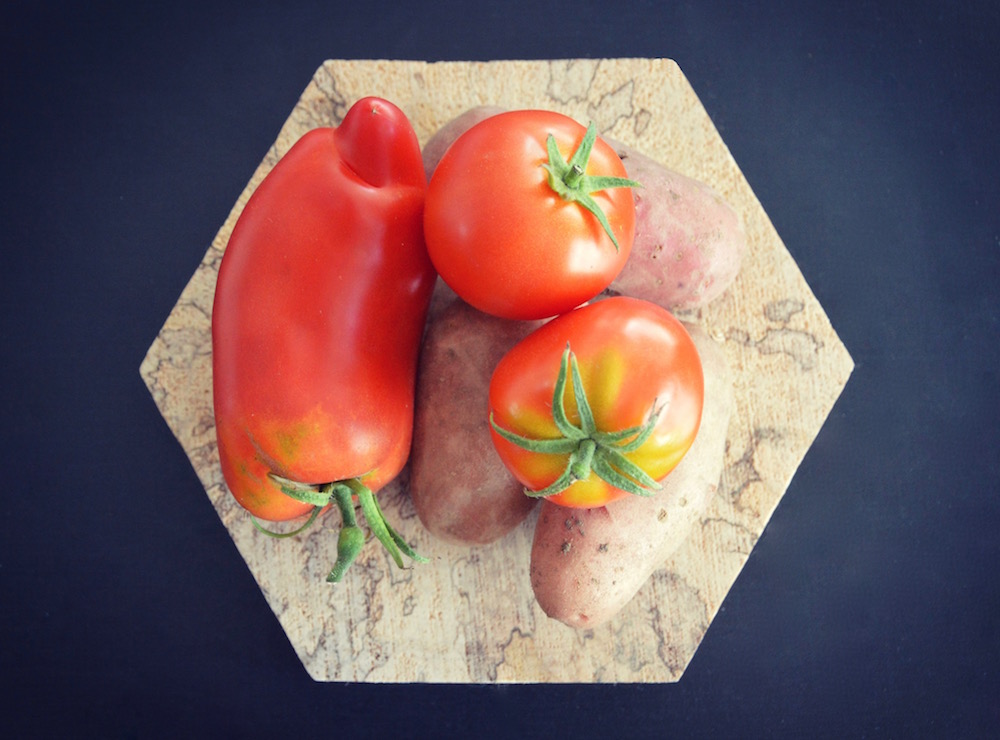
[140,59,853,683]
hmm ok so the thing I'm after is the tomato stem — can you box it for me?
[541,122,641,252]
[259,472,425,582]
[564,164,585,189]
[570,439,597,480]
[327,483,365,582]
[490,344,663,500]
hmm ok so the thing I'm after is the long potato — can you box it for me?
[529,325,734,629]
[606,139,746,310]
[410,285,544,545]
[422,107,746,311]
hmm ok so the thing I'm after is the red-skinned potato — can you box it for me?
[607,140,746,310]
[529,324,734,629]
[422,107,746,311]
[410,284,545,545]
[422,106,506,179]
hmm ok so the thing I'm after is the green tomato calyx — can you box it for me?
[257,473,427,582]
[541,122,641,252]
[490,344,663,500]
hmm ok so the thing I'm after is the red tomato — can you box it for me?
[212,97,434,580]
[488,296,704,509]
[424,110,639,320]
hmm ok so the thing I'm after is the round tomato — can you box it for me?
[424,110,640,320]
[488,296,704,508]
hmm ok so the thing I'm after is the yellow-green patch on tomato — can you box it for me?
[488,296,704,508]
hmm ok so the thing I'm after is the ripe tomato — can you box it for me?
[424,110,639,320]
[488,296,704,508]
[212,97,434,580]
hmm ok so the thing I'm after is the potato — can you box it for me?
[529,325,734,629]
[410,284,544,545]
[422,107,746,311]
[422,106,506,181]
[605,138,746,310]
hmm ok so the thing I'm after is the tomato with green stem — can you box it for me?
[424,110,641,320]
[212,97,434,581]
[488,296,704,509]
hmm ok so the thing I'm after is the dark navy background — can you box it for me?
[3,2,997,736]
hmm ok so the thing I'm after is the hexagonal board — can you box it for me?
[140,59,853,682]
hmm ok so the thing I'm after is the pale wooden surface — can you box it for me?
[139,59,854,683]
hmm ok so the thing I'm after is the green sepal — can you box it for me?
[259,472,425,582]
[491,343,663,502]
[541,121,642,252]
[490,413,581,455]
[267,473,334,507]
[595,448,662,495]
[251,505,322,539]
[593,422,646,445]
[568,351,596,434]
[550,346,588,440]
[610,404,662,454]
[354,481,428,571]
[523,455,577,499]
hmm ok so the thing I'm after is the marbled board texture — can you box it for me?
[140,59,854,682]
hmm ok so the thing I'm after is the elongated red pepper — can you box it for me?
[212,97,435,581]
